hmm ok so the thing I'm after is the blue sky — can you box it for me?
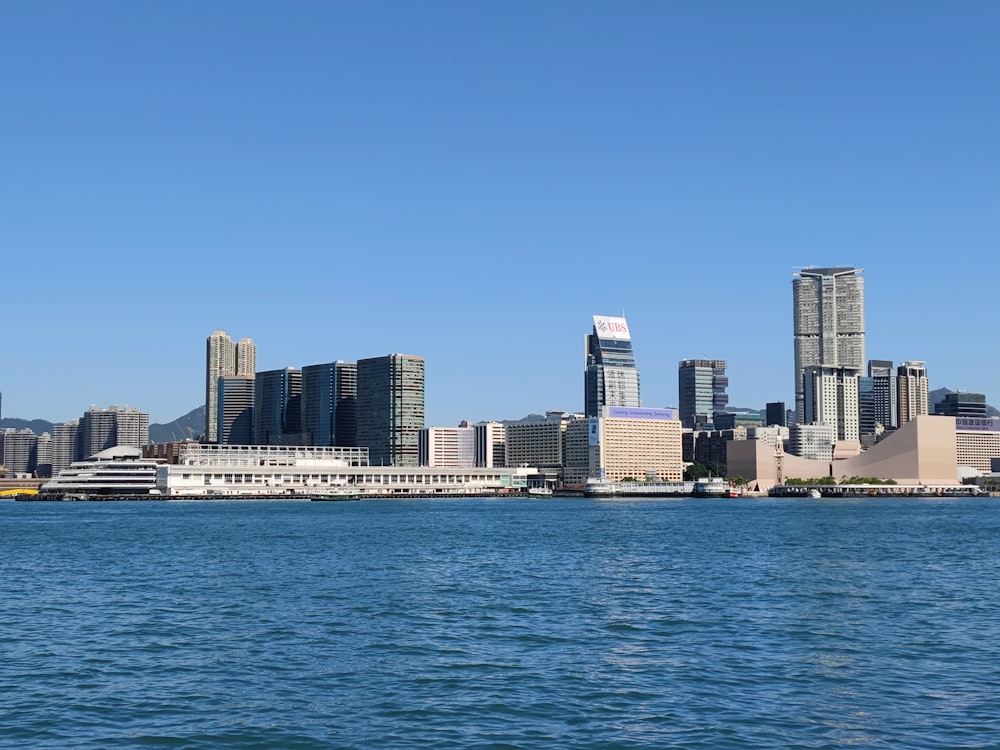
[2,2,999,425]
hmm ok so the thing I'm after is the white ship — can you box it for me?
[40,446,161,499]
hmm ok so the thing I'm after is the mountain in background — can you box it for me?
[0,406,207,444]
[148,406,205,443]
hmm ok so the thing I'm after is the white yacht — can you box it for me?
[40,446,161,499]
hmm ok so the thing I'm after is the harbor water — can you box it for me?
[2,497,999,748]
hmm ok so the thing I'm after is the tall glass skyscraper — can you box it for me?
[301,361,357,447]
[678,359,728,428]
[356,354,425,467]
[792,268,865,424]
[254,367,302,445]
[584,315,640,418]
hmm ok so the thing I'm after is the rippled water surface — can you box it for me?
[3,497,1000,748]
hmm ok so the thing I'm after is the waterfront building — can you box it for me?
[217,376,255,445]
[765,401,787,427]
[356,354,425,467]
[803,365,860,442]
[690,427,747,477]
[50,420,79,476]
[787,423,836,461]
[474,421,506,468]
[935,392,987,418]
[747,425,789,451]
[79,405,149,458]
[728,415,960,490]
[504,413,573,470]
[897,361,929,426]
[419,426,476,467]
[563,418,591,487]
[954,416,1000,472]
[301,361,357,447]
[678,359,728,429]
[858,375,877,448]
[206,331,255,443]
[1,429,37,475]
[713,411,762,430]
[869,360,898,430]
[255,367,302,445]
[153,443,531,497]
[35,432,52,477]
[792,267,865,424]
[588,406,682,482]
[584,315,640,417]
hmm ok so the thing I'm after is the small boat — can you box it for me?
[528,486,553,497]
[310,486,361,501]
[808,488,822,499]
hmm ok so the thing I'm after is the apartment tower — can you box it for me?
[792,267,865,424]
[897,361,929,426]
[206,331,256,443]
[584,315,640,418]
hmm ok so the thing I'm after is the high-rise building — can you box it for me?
[255,367,302,445]
[935,391,987,418]
[868,359,897,431]
[301,361,357,447]
[792,268,865,423]
[897,361,929,426]
[217,376,255,445]
[765,401,787,427]
[678,359,728,429]
[419,426,476,467]
[205,331,255,443]
[474,421,506,468]
[51,420,80,476]
[79,406,150,457]
[803,365,860,442]
[584,315,640,418]
[1,429,38,475]
[356,354,425,467]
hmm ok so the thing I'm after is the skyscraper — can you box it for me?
[301,361,357,447]
[803,365,860,441]
[792,267,865,423]
[218,376,255,445]
[678,359,728,428]
[356,354,425,467]
[79,406,149,457]
[868,359,898,431]
[584,315,640,417]
[255,367,302,445]
[206,331,255,443]
[897,361,929,426]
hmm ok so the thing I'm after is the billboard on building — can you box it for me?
[592,315,631,342]
[588,418,600,446]
[606,406,676,421]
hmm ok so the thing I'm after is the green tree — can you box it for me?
[684,462,711,481]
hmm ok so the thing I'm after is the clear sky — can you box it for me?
[3,2,999,426]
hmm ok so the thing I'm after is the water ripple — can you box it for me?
[3,498,1000,748]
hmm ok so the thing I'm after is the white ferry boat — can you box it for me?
[39,446,161,499]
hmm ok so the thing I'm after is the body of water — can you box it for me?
[2,496,999,748]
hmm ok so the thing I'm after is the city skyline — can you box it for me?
[3,3,999,425]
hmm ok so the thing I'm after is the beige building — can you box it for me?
[897,360,929,426]
[728,415,959,491]
[955,417,1000,473]
[589,407,683,482]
